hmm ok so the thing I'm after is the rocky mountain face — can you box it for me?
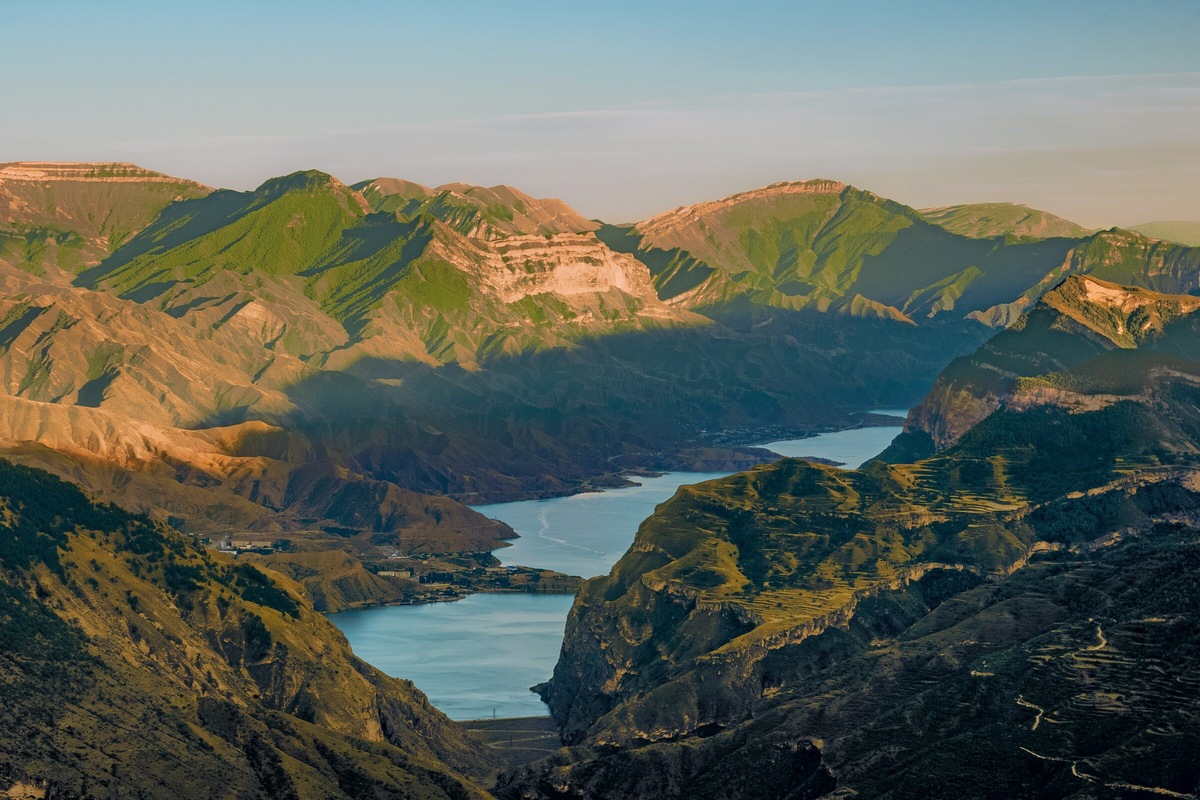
[4,162,1200,572]
[0,459,495,799]
[508,279,1200,799]
[888,275,1200,458]
[78,169,689,370]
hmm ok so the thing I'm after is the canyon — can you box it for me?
[4,162,1200,798]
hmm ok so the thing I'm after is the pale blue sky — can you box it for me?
[2,0,1198,225]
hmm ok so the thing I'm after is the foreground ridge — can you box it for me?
[503,278,1200,799]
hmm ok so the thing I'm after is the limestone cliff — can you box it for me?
[891,275,1200,456]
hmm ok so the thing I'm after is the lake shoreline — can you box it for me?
[330,412,911,720]
[447,409,911,506]
[323,411,911,613]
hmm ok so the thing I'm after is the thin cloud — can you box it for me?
[82,73,1200,227]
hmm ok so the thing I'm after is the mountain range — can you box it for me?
[3,163,1199,557]
[4,159,1200,798]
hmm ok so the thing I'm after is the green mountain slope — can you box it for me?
[920,202,1091,239]
[0,458,495,799]
[508,279,1200,799]
[1130,220,1200,247]
[80,169,692,367]
[0,161,209,275]
[889,275,1200,457]
[606,180,1200,328]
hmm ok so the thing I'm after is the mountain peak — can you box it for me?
[354,177,596,238]
[1042,275,1200,344]
[253,169,369,213]
[919,202,1090,240]
[354,177,434,200]
[255,168,345,194]
[637,179,859,236]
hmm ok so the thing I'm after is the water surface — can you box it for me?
[330,414,907,720]
[475,471,731,578]
[330,593,577,720]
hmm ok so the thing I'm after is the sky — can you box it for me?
[2,0,1198,226]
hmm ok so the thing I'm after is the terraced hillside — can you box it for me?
[0,458,495,799]
[506,280,1200,799]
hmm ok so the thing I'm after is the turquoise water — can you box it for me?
[329,593,576,721]
[475,471,732,578]
[758,408,908,469]
[329,416,906,720]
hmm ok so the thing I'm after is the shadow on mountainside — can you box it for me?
[216,309,990,503]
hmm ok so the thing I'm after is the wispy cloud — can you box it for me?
[64,73,1200,226]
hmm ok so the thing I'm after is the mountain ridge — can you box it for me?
[889,274,1200,456]
[6,161,1200,594]
[920,201,1091,239]
[508,277,1200,799]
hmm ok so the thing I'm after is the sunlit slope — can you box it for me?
[602,180,1200,327]
[355,177,599,239]
[891,275,1200,456]
[513,278,1200,799]
[920,202,1091,239]
[0,161,209,274]
[0,459,495,799]
[81,169,693,366]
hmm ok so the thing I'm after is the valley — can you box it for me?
[330,420,906,721]
[3,160,1200,799]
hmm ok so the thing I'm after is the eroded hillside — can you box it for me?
[0,459,496,799]
[504,279,1200,799]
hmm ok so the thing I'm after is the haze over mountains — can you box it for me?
[2,162,1200,554]
[4,159,1200,799]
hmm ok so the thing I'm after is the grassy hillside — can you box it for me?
[511,279,1200,799]
[613,180,1200,328]
[0,161,209,274]
[920,202,1091,239]
[0,458,496,798]
[78,169,690,367]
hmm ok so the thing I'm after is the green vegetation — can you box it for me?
[920,202,1091,239]
[517,278,1200,799]
[0,457,494,798]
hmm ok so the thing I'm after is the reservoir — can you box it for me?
[329,411,906,720]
